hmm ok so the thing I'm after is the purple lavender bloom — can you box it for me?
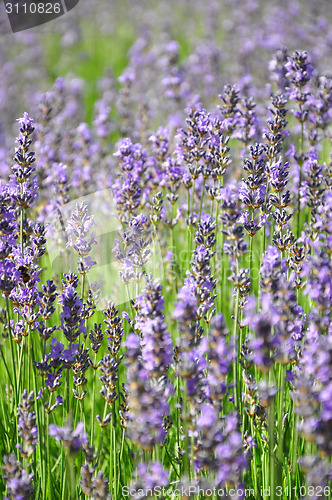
[38,279,57,322]
[128,461,169,498]
[269,158,290,192]
[172,282,198,325]
[49,420,89,456]
[35,339,64,391]
[113,139,154,223]
[172,278,207,399]
[0,186,18,247]
[301,238,331,336]
[0,258,20,297]
[285,370,295,383]
[197,404,217,428]
[36,388,63,414]
[195,408,247,486]
[218,84,240,135]
[45,373,62,392]
[114,214,152,287]
[10,113,38,213]
[215,413,247,486]
[93,101,113,139]
[149,127,170,161]
[125,332,140,351]
[66,201,97,276]
[17,113,35,134]
[133,275,172,379]
[245,294,280,372]
[258,245,305,363]
[269,49,291,91]
[239,184,266,211]
[299,456,331,499]
[124,332,170,451]
[285,51,314,89]
[16,390,38,458]
[99,352,121,406]
[59,275,86,342]
[205,314,233,407]
[140,317,172,377]
[80,463,111,499]
[61,343,79,369]
[48,337,64,359]
[239,209,268,237]
[2,454,34,500]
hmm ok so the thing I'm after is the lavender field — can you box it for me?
[0,0,332,498]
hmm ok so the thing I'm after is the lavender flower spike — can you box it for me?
[2,454,34,500]
[49,420,89,456]
[66,201,97,276]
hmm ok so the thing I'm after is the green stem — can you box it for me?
[27,327,31,393]
[110,412,117,499]
[20,206,24,256]
[67,451,76,500]
[125,284,135,318]
[46,394,53,496]
[182,380,191,479]
[191,181,195,215]
[97,401,109,460]
[16,341,25,451]
[66,367,70,416]
[291,414,299,486]
[0,347,14,395]
[214,178,223,309]
[113,423,117,499]
[176,376,180,455]
[232,277,240,410]
[6,296,18,410]
[110,413,113,497]
[120,428,125,461]
[170,201,179,294]
[90,354,97,443]
[153,226,158,278]
[81,273,85,301]
[267,380,276,500]
[61,456,66,500]
[250,419,259,497]
[277,363,285,489]
[164,444,180,478]
[31,340,43,495]
[249,234,253,287]
[198,178,204,222]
